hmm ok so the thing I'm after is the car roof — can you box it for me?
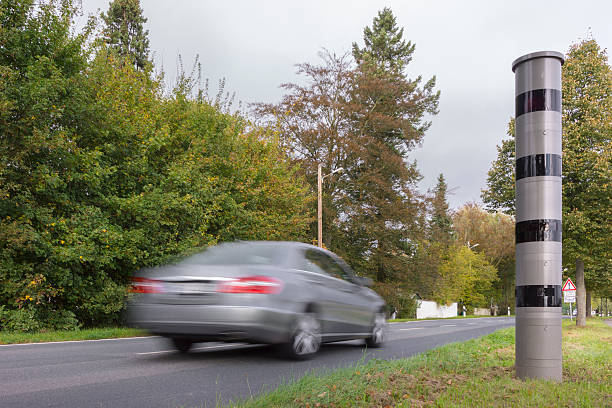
[230,240,336,254]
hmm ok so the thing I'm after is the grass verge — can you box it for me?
[0,326,149,344]
[232,319,611,407]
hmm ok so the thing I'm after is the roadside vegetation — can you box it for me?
[1,0,609,333]
[231,319,611,407]
[0,326,147,344]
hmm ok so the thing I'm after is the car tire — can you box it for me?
[365,312,385,348]
[171,337,193,353]
[283,313,321,360]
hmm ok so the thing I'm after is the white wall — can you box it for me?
[473,308,491,316]
[416,300,458,319]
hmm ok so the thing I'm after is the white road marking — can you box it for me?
[441,324,457,327]
[399,328,424,331]
[137,343,246,355]
[0,336,157,347]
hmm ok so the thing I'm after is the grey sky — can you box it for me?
[81,0,611,210]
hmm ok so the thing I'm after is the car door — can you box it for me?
[300,249,373,337]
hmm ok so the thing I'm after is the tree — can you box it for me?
[253,50,354,251]
[255,8,440,286]
[429,173,453,244]
[0,0,99,330]
[101,0,150,71]
[561,39,612,313]
[481,38,612,303]
[481,119,515,215]
[409,174,453,301]
[352,7,415,73]
[345,7,439,282]
[452,203,515,310]
[433,244,498,309]
[0,1,312,330]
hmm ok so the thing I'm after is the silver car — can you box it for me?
[128,241,386,359]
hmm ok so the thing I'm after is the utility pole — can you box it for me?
[512,51,564,381]
[317,165,322,248]
[317,165,343,248]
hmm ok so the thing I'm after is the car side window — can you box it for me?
[304,250,350,282]
[300,250,327,275]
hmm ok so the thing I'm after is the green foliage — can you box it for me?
[0,0,311,330]
[0,304,79,332]
[434,245,499,308]
[352,7,415,74]
[481,120,515,215]
[561,39,611,294]
[452,204,515,310]
[345,8,439,283]
[101,0,150,71]
[372,282,418,319]
[0,305,42,332]
[429,173,453,244]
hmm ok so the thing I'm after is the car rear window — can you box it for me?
[179,243,285,266]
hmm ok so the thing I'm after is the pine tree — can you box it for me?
[346,8,439,282]
[352,7,415,73]
[101,0,150,71]
[430,173,453,244]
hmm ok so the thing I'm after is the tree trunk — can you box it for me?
[586,291,592,318]
[576,259,586,327]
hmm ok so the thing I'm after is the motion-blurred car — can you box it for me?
[128,241,386,359]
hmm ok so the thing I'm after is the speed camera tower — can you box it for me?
[512,51,564,381]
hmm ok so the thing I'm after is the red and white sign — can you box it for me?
[563,278,576,303]
[562,278,576,292]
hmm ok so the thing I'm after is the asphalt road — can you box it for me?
[0,316,514,408]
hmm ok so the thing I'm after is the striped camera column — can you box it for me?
[512,51,564,381]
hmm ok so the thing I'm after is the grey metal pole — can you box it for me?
[512,51,564,381]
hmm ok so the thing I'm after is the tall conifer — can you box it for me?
[101,0,150,71]
[346,8,439,282]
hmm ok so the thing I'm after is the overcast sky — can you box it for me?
[81,0,611,210]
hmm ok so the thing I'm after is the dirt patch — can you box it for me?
[495,345,514,360]
[355,369,471,407]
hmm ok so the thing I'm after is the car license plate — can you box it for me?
[165,282,215,294]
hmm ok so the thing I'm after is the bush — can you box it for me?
[373,282,419,319]
[0,306,42,332]
[0,305,80,332]
[0,2,311,331]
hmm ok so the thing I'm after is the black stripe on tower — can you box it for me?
[516,219,561,243]
[516,285,562,307]
[516,88,561,117]
[516,154,562,180]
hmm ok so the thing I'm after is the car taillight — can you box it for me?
[217,276,283,294]
[131,277,163,294]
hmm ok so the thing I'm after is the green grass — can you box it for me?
[230,319,612,407]
[0,326,149,344]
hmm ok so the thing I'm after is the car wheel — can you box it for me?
[284,313,321,360]
[171,337,193,353]
[365,312,385,348]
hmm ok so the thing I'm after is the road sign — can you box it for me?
[563,278,576,304]
[562,278,576,291]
